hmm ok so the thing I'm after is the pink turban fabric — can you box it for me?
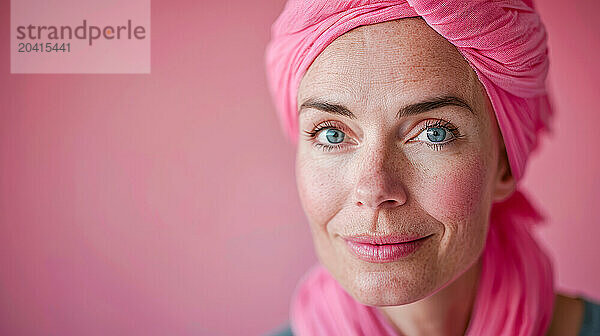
[264,0,555,335]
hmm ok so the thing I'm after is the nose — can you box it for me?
[353,147,408,210]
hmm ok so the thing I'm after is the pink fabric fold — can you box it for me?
[265,0,556,335]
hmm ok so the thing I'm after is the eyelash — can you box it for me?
[413,119,466,151]
[301,119,465,152]
[302,120,350,152]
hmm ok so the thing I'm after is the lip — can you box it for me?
[342,234,433,263]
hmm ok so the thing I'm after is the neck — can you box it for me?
[377,256,482,336]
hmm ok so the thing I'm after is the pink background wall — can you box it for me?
[0,0,598,335]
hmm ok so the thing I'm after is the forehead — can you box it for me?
[297,18,478,110]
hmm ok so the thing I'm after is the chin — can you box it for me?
[336,266,439,307]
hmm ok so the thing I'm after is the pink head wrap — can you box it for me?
[264,0,555,335]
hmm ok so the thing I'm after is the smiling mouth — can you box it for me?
[342,234,433,263]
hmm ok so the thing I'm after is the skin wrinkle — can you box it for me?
[294,18,514,336]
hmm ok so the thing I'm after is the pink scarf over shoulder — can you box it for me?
[264,0,555,335]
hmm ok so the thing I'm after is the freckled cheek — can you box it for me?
[416,156,488,223]
[295,156,348,231]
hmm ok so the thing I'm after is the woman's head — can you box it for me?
[295,18,516,306]
[267,1,556,333]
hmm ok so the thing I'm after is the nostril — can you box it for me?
[380,199,399,208]
[356,199,401,208]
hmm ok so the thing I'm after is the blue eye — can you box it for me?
[301,120,351,152]
[324,129,345,144]
[426,127,447,142]
[415,126,453,144]
[411,119,463,151]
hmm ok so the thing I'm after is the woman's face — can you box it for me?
[295,18,515,306]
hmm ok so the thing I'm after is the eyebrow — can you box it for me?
[298,95,474,119]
